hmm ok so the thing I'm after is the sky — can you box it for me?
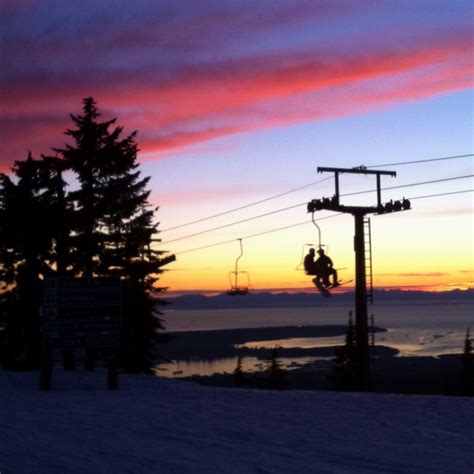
[1,0,473,294]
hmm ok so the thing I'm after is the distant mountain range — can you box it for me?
[165,289,474,310]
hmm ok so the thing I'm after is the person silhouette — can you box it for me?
[314,248,338,287]
[303,247,317,275]
[304,247,323,289]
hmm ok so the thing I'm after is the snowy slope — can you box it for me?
[1,371,473,474]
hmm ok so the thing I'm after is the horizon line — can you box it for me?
[163,286,474,298]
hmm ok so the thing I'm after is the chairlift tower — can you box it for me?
[307,166,411,391]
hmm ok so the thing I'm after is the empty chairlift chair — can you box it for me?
[227,239,252,296]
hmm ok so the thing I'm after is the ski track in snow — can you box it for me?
[0,372,473,474]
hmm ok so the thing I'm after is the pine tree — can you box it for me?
[38,155,71,276]
[267,346,288,389]
[0,99,172,373]
[234,355,245,387]
[462,327,473,396]
[332,311,357,390]
[56,97,172,372]
[0,172,19,366]
[0,154,67,368]
[0,173,17,290]
[56,98,118,277]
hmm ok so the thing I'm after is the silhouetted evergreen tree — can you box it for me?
[38,155,71,276]
[56,97,172,372]
[56,98,117,277]
[332,311,357,390]
[0,99,172,372]
[267,346,288,389]
[0,172,19,366]
[233,355,245,387]
[462,327,473,396]
[0,154,68,368]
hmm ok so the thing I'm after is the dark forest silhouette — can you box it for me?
[0,97,174,373]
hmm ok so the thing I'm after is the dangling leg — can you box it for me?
[321,271,331,288]
[313,275,331,297]
[331,268,339,287]
[307,270,318,288]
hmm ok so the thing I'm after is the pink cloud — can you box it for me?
[1,7,472,168]
[131,47,472,156]
[138,126,246,154]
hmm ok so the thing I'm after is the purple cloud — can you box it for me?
[1,1,472,169]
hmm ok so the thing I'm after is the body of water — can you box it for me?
[157,301,473,378]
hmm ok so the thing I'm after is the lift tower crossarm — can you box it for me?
[317,166,396,176]
[317,166,396,208]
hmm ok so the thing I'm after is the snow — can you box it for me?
[1,371,473,474]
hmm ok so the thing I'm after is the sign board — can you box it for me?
[42,277,122,351]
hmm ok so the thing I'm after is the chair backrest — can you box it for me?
[227,270,251,295]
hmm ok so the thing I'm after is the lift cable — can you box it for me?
[160,153,473,233]
[340,174,473,198]
[408,188,473,201]
[161,203,305,245]
[160,176,333,232]
[160,174,473,245]
[168,189,473,256]
[173,214,344,255]
[369,153,473,168]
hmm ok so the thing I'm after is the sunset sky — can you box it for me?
[1,0,473,294]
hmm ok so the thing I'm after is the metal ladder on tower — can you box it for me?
[363,217,373,303]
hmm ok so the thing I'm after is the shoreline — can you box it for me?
[158,324,470,396]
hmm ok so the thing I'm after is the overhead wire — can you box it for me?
[160,153,473,233]
[340,174,473,197]
[161,203,304,245]
[369,153,473,168]
[173,213,344,255]
[407,189,473,201]
[160,176,333,232]
[160,174,473,245]
[167,189,473,256]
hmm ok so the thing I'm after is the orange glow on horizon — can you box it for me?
[159,207,473,295]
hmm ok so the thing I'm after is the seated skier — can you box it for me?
[304,247,337,289]
[303,248,317,275]
[314,248,339,287]
[304,247,320,288]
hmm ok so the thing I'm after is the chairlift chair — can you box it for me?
[227,239,252,296]
[296,243,329,272]
[300,212,351,296]
[296,213,329,273]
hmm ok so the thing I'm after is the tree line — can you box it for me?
[0,98,174,373]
